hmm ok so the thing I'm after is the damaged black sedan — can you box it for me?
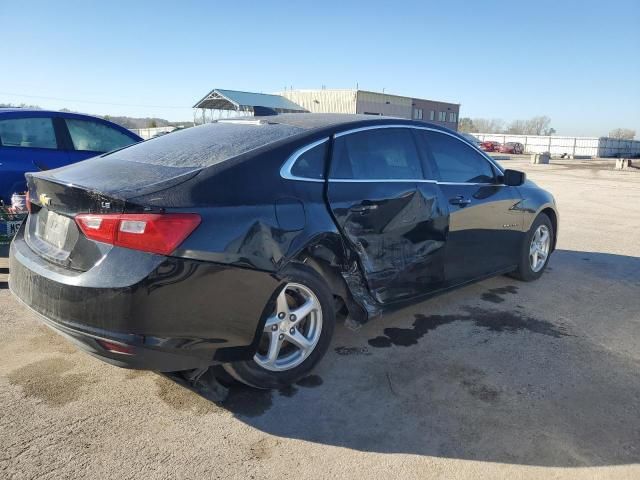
[9,114,558,388]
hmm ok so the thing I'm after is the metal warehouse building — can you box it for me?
[278,89,460,130]
[193,88,308,123]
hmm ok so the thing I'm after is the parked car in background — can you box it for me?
[480,140,501,152]
[498,142,525,154]
[0,108,142,204]
[9,114,558,389]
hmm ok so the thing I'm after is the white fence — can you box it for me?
[471,133,640,158]
[130,126,176,140]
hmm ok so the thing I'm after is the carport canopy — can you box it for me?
[193,89,307,113]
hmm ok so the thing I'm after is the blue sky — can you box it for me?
[1,0,638,136]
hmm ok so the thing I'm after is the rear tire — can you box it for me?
[223,265,335,389]
[510,213,553,281]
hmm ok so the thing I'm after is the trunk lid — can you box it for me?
[24,157,200,271]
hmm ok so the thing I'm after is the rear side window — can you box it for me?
[65,119,137,152]
[420,131,495,183]
[0,117,57,149]
[290,141,328,179]
[331,128,423,180]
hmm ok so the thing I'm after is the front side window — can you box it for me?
[65,118,137,152]
[421,131,495,184]
[290,141,328,179]
[0,117,57,149]
[331,128,423,180]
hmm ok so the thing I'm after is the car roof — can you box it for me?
[0,108,142,140]
[234,113,457,137]
[97,113,465,170]
[0,107,99,118]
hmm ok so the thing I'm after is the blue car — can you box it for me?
[0,108,142,204]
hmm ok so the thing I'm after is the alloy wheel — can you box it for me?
[529,225,550,273]
[254,283,323,372]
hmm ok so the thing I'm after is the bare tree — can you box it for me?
[458,117,476,133]
[608,128,636,140]
[526,116,551,135]
[0,102,41,109]
[505,120,528,134]
[471,116,553,135]
[472,118,504,133]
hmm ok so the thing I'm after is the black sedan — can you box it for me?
[9,114,558,389]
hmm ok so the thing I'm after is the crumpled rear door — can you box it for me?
[327,180,447,304]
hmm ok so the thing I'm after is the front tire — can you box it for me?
[223,266,335,389]
[510,213,553,281]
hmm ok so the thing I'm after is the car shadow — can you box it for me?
[167,248,640,468]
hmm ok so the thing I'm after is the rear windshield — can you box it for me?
[106,121,304,168]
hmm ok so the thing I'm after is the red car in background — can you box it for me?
[498,142,525,154]
[480,140,501,152]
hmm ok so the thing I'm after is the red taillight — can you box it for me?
[97,339,134,355]
[75,213,201,255]
[75,215,120,244]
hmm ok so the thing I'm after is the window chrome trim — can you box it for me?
[438,181,506,186]
[329,179,504,186]
[279,124,505,184]
[330,178,437,183]
[279,137,329,182]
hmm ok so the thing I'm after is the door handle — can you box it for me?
[449,195,471,207]
[350,205,378,214]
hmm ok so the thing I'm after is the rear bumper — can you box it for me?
[9,223,280,371]
[24,302,211,371]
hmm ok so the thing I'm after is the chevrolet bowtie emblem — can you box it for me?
[39,193,52,207]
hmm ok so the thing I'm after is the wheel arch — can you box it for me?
[281,233,371,325]
[540,206,558,251]
[520,192,559,253]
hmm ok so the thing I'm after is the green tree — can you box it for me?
[149,120,158,128]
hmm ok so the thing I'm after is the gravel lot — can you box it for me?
[1,158,639,479]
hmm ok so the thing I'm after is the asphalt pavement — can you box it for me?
[1,158,639,479]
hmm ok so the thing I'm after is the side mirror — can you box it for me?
[502,169,526,186]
